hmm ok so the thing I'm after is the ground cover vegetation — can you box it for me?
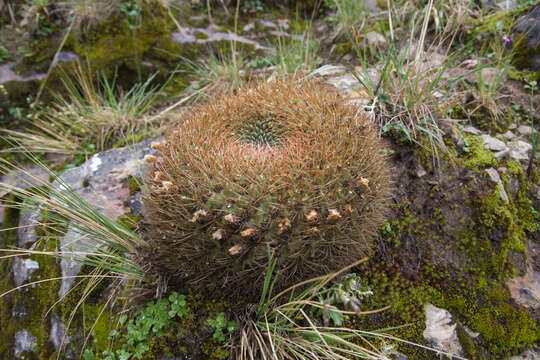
[0,0,539,359]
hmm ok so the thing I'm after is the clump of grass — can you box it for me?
[179,46,247,100]
[144,77,391,298]
[272,21,320,75]
[4,63,166,155]
[237,256,468,360]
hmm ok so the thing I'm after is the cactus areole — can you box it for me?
[144,78,391,297]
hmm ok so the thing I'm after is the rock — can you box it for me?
[485,168,509,203]
[508,347,540,360]
[462,125,482,135]
[508,140,532,161]
[517,125,535,136]
[311,65,346,77]
[501,130,517,140]
[365,31,387,52]
[495,0,518,10]
[54,139,159,298]
[0,166,49,199]
[507,266,540,310]
[171,25,265,50]
[514,5,540,70]
[494,148,510,159]
[423,304,463,356]
[50,314,73,357]
[14,329,37,358]
[480,134,508,151]
[327,74,362,93]
[11,257,39,287]
[462,325,480,338]
[17,206,42,248]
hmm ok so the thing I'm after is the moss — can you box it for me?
[194,30,209,40]
[127,176,142,196]
[117,213,142,231]
[462,135,498,169]
[506,159,523,177]
[0,205,64,359]
[457,327,476,359]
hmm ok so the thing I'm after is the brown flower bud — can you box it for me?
[228,244,244,256]
[305,227,320,235]
[224,213,241,224]
[212,228,226,241]
[305,210,319,224]
[162,181,175,191]
[240,228,257,238]
[190,209,211,223]
[277,218,291,234]
[343,204,353,214]
[327,208,342,223]
[357,177,369,188]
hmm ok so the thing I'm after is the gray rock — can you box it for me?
[50,314,73,357]
[14,329,37,358]
[495,0,518,10]
[480,134,508,151]
[54,139,158,298]
[485,168,509,203]
[327,74,362,93]
[311,65,346,77]
[507,266,540,310]
[11,257,39,287]
[423,304,463,356]
[494,148,510,159]
[17,206,42,248]
[517,125,535,136]
[509,140,532,161]
[462,125,482,135]
[0,166,49,199]
[365,31,387,51]
[514,5,540,70]
[508,347,540,360]
[501,130,516,140]
[171,25,265,50]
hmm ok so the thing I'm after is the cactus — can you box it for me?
[144,78,391,297]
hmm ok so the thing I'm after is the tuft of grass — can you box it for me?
[237,256,468,360]
[0,149,151,357]
[4,62,167,155]
[179,46,247,100]
[269,17,319,76]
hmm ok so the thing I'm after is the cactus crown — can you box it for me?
[144,78,391,298]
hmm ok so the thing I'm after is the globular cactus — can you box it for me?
[144,78,391,297]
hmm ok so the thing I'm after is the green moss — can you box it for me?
[506,159,523,177]
[462,135,498,169]
[0,205,64,359]
[127,176,142,196]
[117,213,142,231]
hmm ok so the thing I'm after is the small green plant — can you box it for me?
[119,1,142,81]
[206,312,239,343]
[119,1,141,30]
[0,45,10,62]
[83,292,188,360]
